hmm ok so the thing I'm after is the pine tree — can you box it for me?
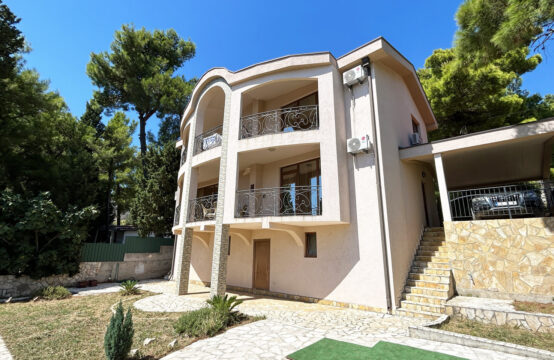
[104,301,134,360]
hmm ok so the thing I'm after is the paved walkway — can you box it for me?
[0,335,13,360]
[67,279,173,296]
[131,281,532,360]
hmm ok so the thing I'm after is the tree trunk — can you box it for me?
[139,115,147,157]
[106,163,113,243]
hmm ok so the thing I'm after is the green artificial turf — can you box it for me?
[287,338,466,360]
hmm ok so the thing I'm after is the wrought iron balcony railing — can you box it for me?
[194,125,223,155]
[448,180,554,221]
[235,185,322,217]
[188,194,218,222]
[180,147,187,166]
[239,105,319,139]
[174,204,181,226]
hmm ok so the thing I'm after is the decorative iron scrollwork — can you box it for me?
[194,126,223,155]
[235,185,321,217]
[174,204,181,226]
[240,105,319,139]
[188,194,218,222]
[180,147,187,166]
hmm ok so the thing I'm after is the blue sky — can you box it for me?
[6,0,554,145]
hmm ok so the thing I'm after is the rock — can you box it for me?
[143,337,155,346]
[169,339,177,348]
[129,348,139,356]
[5,297,12,303]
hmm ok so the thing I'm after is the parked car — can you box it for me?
[470,190,543,219]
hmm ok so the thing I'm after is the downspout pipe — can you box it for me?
[362,57,393,312]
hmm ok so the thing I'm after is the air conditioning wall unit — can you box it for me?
[410,133,422,145]
[347,135,372,155]
[343,65,367,86]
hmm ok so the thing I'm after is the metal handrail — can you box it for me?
[194,125,223,155]
[180,147,187,166]
[187,194,218,222]
[235,185,322,217]
[239,105,319,139]
[448,180,554,221]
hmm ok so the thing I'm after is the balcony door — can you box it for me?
[281,92,318,132]
[280,158,321,215]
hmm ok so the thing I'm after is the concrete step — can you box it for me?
[415,255,449,263]
[400,300,445,314]
[404,286,450,298]
[420,240,446,247]
[407,279,450,291]
[423,231,445,237]
[417,250,449,257]
[408,272,450,283]
[411,267,451,276]
[394,308,440,320]
[413,261,450,270]
[403,293,448,306]
[425,227,444,233]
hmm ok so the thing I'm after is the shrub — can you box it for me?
[119,280,140,296]
[173,307,226,337]
[104,301,134,360]
[38,286,72,300]
[207,294,244,326]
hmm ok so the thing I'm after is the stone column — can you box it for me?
[434,153,452,222]
[210,80,233,297]
[176,228,193,295]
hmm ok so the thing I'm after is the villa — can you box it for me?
[171,37,554,318]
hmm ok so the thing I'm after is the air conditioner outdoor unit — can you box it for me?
[343,65,367,86]
[410,133,422,145]
[347,135,372,155]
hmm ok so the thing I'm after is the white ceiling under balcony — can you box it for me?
[238,143,319,170]
[243,79,316,101]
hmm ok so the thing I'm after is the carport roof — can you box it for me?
[399,118,554,189]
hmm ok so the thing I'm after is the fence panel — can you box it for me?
[81,237,174,262]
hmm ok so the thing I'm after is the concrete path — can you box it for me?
[67,279,173,296]
[131,281,532,360]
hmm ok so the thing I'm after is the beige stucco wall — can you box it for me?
[444,218,554,302]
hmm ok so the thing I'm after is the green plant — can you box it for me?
[206,294,244,325]
[173,307,226,337]
[119,280,140,296]
[104,301,134,360]
[37,286,72,300]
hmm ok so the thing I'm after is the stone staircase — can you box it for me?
[395,227,453,319]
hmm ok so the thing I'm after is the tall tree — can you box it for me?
[86,25,196,157]
[80,99,105,136]
[95,112,137,230]
[419,0,554,139]
[130,142,179,237]
[0,0,24,79]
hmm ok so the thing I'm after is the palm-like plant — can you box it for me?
[119,280,140,296]
[206,294,244,325]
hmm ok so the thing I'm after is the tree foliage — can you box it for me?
[420,0,554,139]
[86,25,196,156]
[0,191,96,278]
[130,142,179,237]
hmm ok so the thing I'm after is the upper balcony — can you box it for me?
[240,79,319,141]
[193,85,225,156]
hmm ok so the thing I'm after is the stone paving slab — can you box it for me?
[67,279,172,296]
[0,334,13,360]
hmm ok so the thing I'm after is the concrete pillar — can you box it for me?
[434,153,452,222]
[210,224,230,296]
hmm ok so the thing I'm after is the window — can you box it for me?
[412,117,420,135]
[280,158,322,215]
[305,232,317,258]
[228,236,231,256]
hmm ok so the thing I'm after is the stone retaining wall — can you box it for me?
[0,246,173,298]
[444,218,553,302]
[446,304,554,333]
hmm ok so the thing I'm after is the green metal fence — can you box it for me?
[81,237,174,262]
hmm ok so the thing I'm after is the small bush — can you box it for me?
[206,294,244,326]
[37,286,72,300]
[104,301,134,360]
[119,280,140,296]
[173,307,226,337]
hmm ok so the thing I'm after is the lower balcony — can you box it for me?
[188,194,218,222]
[235,185,322,218]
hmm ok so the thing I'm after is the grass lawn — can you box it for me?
[513,301,554,315]
[287,338,465,360]
[437,318,554,352]
[0,291,257,359]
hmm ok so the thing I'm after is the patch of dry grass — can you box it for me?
[0,292,188,360]
[513,301,554,315]
[438,318,554,352]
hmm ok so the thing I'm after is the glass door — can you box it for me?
[280,158,321,215]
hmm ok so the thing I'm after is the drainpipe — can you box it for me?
[362,57,393,312]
